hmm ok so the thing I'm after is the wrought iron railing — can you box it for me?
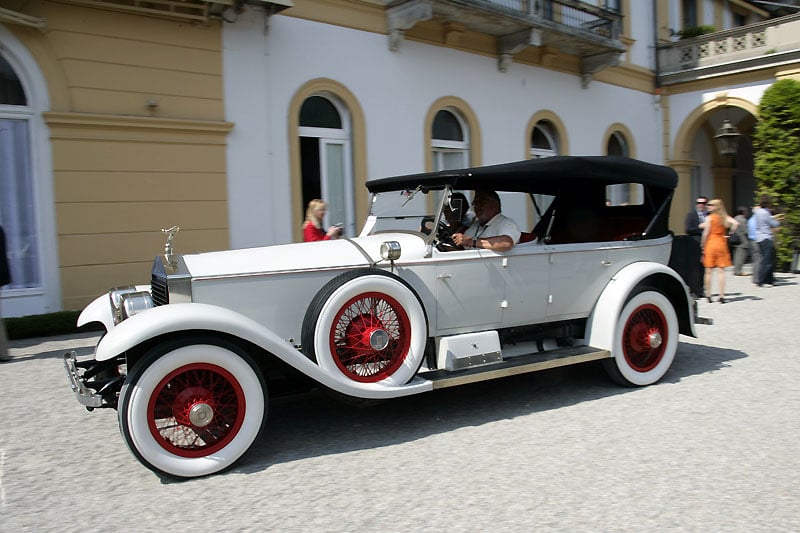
[482,0,621,40]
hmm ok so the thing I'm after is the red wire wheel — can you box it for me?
[147,363,246,458]
[329,291,411,382]
[621,303,668,372]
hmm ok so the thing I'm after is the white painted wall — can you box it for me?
[627,0,656,67]
[222,2,749,249]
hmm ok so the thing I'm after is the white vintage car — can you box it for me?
[65,156,696,478]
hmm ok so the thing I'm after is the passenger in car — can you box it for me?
[443,191,472,234]
[452,189,521,251]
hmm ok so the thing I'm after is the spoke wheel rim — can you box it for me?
[622,303,668,372]
[147,363,246,458]
[329,291,411,382]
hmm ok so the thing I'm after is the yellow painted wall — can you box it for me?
[7,1,231,310]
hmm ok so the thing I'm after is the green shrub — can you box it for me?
[753,79,800,271]
[4,311,86,340]
[677,25,716,39]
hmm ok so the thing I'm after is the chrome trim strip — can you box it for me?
[189,264,374,282]
[342,237,377,265]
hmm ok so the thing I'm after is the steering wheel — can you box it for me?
[434,221,462,251]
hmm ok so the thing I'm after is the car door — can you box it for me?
[434,249,504,331]
[546,243,613,319]
[495,245,550,327]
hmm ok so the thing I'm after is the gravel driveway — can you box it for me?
[1,271,798,532]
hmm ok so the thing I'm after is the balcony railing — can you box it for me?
[657,12,800,85]
[482,0,621,42]
[387,0,624,79]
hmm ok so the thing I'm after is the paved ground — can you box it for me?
[1,269,799,532]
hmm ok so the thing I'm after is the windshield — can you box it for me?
[363,187,444,235]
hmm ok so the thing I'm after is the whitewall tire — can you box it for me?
[604,290,678,387]
[118,341,266,478]
[302,271,427,387]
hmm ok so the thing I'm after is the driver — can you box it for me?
[452,189,520,252]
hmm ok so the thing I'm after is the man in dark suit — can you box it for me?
[686,196,708,241]
[683,197,708,298]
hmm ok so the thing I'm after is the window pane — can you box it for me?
[325,142,347,233]
[0,55,26,106]
[0,118,39,288]
[607,132,628,156]
[531,121,558,151]
[433,149,467,171]
[300,96,342,129]
[432,110,463,141]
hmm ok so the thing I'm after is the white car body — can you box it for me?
[64,156,698,478]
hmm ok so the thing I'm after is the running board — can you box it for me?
[419,345,611,390]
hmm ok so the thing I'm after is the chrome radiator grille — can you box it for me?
[151,272,168,306]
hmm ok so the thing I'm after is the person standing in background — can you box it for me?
[732,206,750,276]
[302,199,343,242]
[701,199,738,303]
[684,196,709,298]
[752,196,781,287]
[0,226,11,362]
[747,204,761,284]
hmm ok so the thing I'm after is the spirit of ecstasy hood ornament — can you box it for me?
[162,226,180,268]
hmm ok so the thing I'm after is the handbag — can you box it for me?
[728,232,741,246]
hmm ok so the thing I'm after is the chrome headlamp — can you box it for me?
[121,291,154,320]
[109,286,153,324]
[380,241,401,261]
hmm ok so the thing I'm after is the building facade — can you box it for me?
[1,0,798,317]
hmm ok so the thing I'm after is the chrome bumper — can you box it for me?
[63,351,105,409]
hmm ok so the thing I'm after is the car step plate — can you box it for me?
[419,345,611,389]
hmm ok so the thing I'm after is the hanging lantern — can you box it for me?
[714,119,740,157]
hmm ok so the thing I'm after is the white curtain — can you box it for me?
[0,117,39,290]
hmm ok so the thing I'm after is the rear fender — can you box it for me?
[585,262,695,351]
[94,303,432,399]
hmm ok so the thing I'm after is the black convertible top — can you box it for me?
[366,156,678,194]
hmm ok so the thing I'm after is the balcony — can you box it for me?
[657,13,800,86]
[8,0,293,24]
[386,0,625,79]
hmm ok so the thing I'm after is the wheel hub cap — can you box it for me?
[188,402,214,427]
[648,331,663,349]
[369,329,390,351]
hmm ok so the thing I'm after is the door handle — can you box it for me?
[436,274,452,279]
[601,260,612,266]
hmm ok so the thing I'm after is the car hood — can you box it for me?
[180,233,427,278]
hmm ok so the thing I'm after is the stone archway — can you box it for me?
[669,95,759,233]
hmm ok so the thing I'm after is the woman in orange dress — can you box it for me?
[701,198,738,303]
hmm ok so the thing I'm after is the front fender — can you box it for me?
[77,285,150,332]
[77,293,114,332]
[585,262,695,351]
[94,303,433,399]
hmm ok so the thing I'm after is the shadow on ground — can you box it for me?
[229,341,747,478]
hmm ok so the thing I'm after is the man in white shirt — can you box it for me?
[452,189,520,251]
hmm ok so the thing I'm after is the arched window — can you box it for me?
[432,109,470,171]
[607,131,628,156]
[530,120,560,159]
[298,94,355,236]
[1,53,39,290]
